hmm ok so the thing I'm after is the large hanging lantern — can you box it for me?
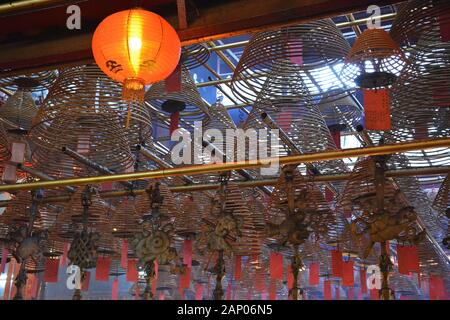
[92,8,181,103]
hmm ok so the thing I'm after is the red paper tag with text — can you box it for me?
[126,259,138,282]
[44,258,60,283]
[363,89,391,131]
[342,260,354,287]
[95,257,111,282]
[269,252,283,280]
[234,256,242,280]
[309,263,319,286]
[331,250,343,278]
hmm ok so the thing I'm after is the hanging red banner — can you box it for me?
[269,252,283,280]
[126,259,139,282]
[234,256,242,280]
[95,257,111,282]
[363,89,391,131]
[331,250,343,278]
[309,263,319,286]
[324,280,332,300]
[342,260,354,287]
[44,257,60,283]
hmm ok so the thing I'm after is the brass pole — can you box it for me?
[0,138,448,192]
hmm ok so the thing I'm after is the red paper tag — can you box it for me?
[331,250,343,278]
[370,288,379,300]
[159,292,165,300]
[234,256,242,280]
[342,260,354,287]
[44,258,60,283]
[95,257,111,282]
[269,280,277,300]
[406,246,420,274]
[169,111,180,135]
[120,240,128,270]
[111,278,119,300]
[429,276,446,300]
[180,267,191,289]
[330,130,341,149]
[287,265,294,290]
[195,283,204,300]
[325,187,334,203]
[269,252,283,280]
[126,259,138,282]
[60,242,69,266]
[1,247,8,274]
[183,239,193,268]
[363,89,391,131]
[360,268,367,294]
[309,263,319,286]
[165,65,182,92]
[324,280,332,300]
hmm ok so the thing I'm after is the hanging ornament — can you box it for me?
[92,8,181,125]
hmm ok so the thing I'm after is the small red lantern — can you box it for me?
[92,8,181,104]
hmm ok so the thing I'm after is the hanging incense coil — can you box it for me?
[317,94,363,130]
[0,122,11,161]
[174,193,205,238]
[111,197,142,239]
[145,65,210,130]
[390,0,450,63]
[0,70,57,92]
[340,28,408,89]
[31,109,134,178]
[231,19,352,104]
[181,44,210,70]
[0,89,38,133]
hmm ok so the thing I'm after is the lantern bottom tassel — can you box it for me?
[122,78,145,128]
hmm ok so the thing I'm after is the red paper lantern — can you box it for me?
[92,8,181,102]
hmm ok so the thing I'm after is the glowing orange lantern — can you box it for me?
[92,8,181,103]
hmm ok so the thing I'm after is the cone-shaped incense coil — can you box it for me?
[0,89,38,133]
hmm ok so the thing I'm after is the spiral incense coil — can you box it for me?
[0,122,11,161]
[181,44,210,70]
[145,65,210,129]
[134,182,179,223]
[231,19,352,104]
[0,70,57,92]
[111,197,141,239]
[317,94,363,129]
[0,191,45,228]
[0,89,38,133]
[340,28,408,89]
[266,165,337,245]
[31,109,134,178]
[174,194,205,237]
[390,0,450,63]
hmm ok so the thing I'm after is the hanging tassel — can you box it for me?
[60,242,69,266]
[182,239,193,268]
[360,268,367,294]
[363,89,391,131]
[95,256,111,282]
[126,259,138,282]
[308,263,319,286]
[112,277,119,300]
[331,250,343,278]
[324,280,332,300]
[1,247,8,274]
[429,276,446,300]
[82,271,90,291]
[342,260,354,287]
[234,256,242,280]
[44,257,60,283]
[195,283,204,300]
[269,252,283,280]
[120,239,128,270]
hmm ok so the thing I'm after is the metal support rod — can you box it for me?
[62,146,133,189]
[16,163,75,193]
[0,138,447,192]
